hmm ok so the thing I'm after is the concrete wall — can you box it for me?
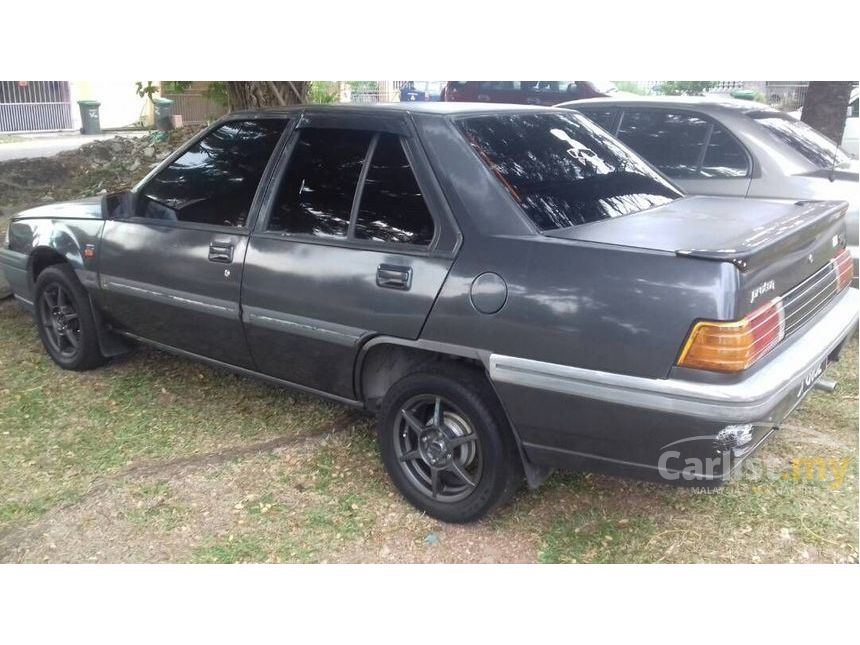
[69,81,156,130]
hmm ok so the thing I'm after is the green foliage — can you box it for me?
[163,81,192,94]
[613,81,649,95]
[134,81,158,102]
[146,81,228,111]
[657,81,715,96]
[309,81,340,104]
[203,81,228,107]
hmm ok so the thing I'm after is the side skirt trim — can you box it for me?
[114,329,365,409]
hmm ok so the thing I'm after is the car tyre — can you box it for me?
[34,264,106,371]
[377,365,522,523]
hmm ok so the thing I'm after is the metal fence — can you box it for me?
[762,83,808,111]
[0,81,74,133]
[339,81,406,104]
[161,92,228,125]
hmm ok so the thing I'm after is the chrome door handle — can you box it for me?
[376,264,412,290]
[208,242,234,263]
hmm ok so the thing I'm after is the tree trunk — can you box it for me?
[225,81,310,112]
[800,81,853,143]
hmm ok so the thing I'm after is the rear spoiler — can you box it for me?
[676,200,848,272]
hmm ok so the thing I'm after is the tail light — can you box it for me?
[678,248,852,373]
[833,248,853,291]
[678,298,785,373]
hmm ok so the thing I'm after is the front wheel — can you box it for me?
[34,264,106,371]
[376,366,522,523]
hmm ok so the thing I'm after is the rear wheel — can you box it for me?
[34,264,105,371]
[377,366,522,523]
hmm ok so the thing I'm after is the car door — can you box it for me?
[615,108,752,197]
[95,118,290,368]
[241,115,459,399]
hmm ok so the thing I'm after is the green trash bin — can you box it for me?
[730,89,758,101]
[153,97,174,131]
[77,100,101,135]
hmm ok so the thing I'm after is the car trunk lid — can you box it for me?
[547,195,849,316]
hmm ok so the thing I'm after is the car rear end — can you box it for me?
[447,108,858,485]
[490,235,856,486]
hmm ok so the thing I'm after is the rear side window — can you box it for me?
[267,128,374,237]
[617,110,709,178]
[355,133,435,246]
[752,114,850,169]
[458,112,682,231]
[138,120,286,227]
[577,108,619,133]
[701,126,749,177]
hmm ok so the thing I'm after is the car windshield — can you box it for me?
[457,111,682,231]
[752,113,850,169]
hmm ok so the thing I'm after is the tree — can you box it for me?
[800,81,853,143]
[657,81,714,96]
[225,81,311,111]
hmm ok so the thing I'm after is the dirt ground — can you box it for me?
[0,126,203,217]
[0,296,856,563]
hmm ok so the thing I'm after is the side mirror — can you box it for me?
[102,190,134,219]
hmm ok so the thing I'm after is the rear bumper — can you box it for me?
[490,288,858,484]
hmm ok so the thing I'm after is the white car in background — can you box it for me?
[560,96,860,285]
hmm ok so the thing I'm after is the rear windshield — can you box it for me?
[752,113,850,169]
[457,112,682,230]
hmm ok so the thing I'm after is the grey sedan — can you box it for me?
[558,96,859,284]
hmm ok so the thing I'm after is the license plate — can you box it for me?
[793,357,828,402]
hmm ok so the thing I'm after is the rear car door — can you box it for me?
[95,118,290,368]
[241,114,459,399]
[615,108,752,197]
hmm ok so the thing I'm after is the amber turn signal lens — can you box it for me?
[677,299,785,373]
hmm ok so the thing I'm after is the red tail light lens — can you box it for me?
[677,299,785,373]
[833,248,853,291]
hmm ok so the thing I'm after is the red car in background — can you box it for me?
[442,81,617,105]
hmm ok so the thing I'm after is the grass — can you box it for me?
[0,297,346,536]
[0,295,857,563]
[539,509,657,564]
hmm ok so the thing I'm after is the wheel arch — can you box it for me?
[29,246,72,287]
[29,245,130,359]
[27,219,90,285]
[354,337,551,488]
